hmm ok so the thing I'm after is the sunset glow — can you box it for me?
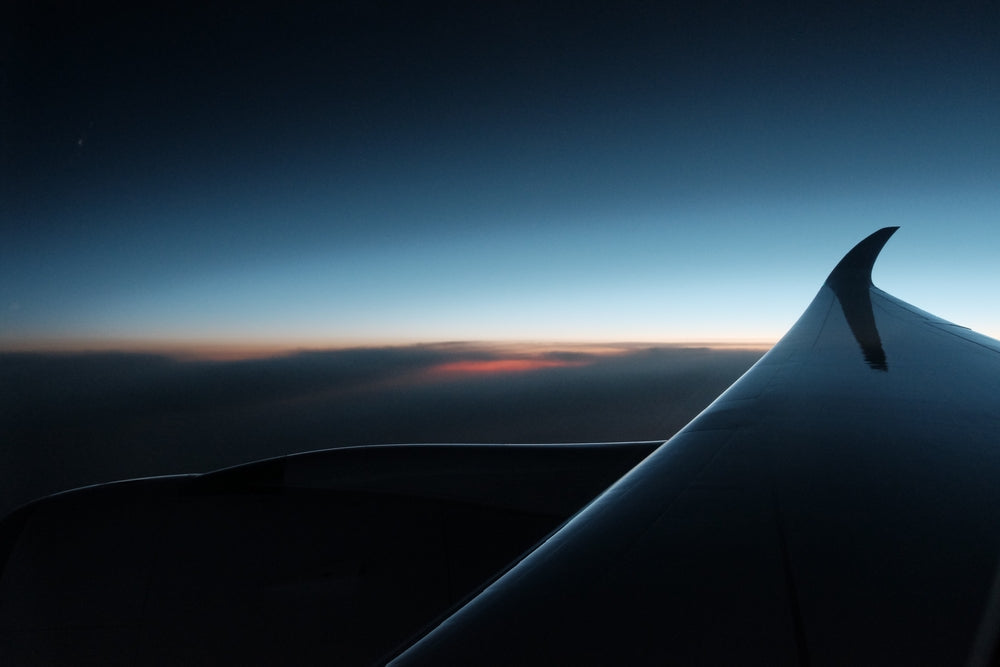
[430,358,589,375]
[4,3,998,362]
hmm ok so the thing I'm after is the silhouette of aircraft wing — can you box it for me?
[3,228,1000,665]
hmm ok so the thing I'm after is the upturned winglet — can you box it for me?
[824,226,899,291]
[823,227,899,371]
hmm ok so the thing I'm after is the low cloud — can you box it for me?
[0,344,763,517]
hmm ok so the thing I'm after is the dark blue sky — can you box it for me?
[3,1,999,353]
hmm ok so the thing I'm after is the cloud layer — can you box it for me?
[0,344,762,516]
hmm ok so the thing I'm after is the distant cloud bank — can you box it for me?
[0,343,764,517]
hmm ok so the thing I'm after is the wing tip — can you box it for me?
[825,226,899,290]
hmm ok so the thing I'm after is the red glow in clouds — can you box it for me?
[431,359,585,375]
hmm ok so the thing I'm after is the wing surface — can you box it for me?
[392,228,1000,666]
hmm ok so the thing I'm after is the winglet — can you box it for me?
[825,226,899,291]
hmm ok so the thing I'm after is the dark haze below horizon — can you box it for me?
[0,344,762,517]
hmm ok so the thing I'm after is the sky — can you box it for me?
[2,1,1000,354]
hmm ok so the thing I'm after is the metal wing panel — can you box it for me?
[392,228,1000,665]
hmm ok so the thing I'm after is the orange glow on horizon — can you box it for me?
[0,337,776,362]
[430,358,588,375]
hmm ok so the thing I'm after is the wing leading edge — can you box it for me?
[392,228,1000,665]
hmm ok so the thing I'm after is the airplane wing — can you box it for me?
[390,227,1000,665]
[3,228,1000,665]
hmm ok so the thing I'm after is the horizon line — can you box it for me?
[0,337,777,361]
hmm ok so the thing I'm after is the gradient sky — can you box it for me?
[3,1,999,354]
